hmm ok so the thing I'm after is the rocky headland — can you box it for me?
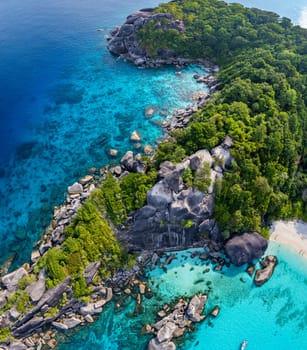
[107,8,188,67]
[0,131,274,349]
[0,7,278,350]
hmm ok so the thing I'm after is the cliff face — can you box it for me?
[107,9,185,65]
[121,139,234,251]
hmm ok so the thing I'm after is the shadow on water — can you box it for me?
[50,83,84,105]
[15,140,41,161]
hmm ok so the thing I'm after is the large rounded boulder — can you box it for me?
[224,232,268,266]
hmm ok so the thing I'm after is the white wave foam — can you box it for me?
[299,6,307,28]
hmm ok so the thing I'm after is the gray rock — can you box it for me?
[186,294,207,322]
[0,290,7,309]
[79,175,93,186]
[126,12,145,24]
[199,219,215,235]
[148,338,176,350]
[30,250,41,263]
[1,267,28,292]
[8,343,27,350]
[105,288,113,302]
[157,322,177,343]
[189,150,213,170]
[108,36,127,55]
[164,171,182,193]
[8,307,20,321]
[12,317,45,338]
[136,206,157,219]
[112,166,122,176]
[151,253,160,268]
[186,189,204,210]
[120,151,134,171]
[84,261,101,284]
[209,222,223,242]
[26,270,46,302]
[80,303,103,315]
[63,317,81,329]
[147,181,173,208]
[133,158,147,174]
[67,182,83,195]
[134,57,146,65]
[14,277,71,331]
[225,232,268,266]
[94,299,107,308]
[211,145,232,169]
[222,135,233,149]
[0,311,10,329]
[51,321,68,331]
[158,161,177,179]
[254,255,278,286]
[39,241,52,256]
[169,201,190,220]
[84,314,94,323]
[208,170,220,194]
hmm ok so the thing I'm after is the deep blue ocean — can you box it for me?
[0,0,307,349]
[0,0,209,268]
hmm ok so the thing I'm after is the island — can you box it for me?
[0,0,306,349]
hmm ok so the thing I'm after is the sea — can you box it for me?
[0,0,306,349]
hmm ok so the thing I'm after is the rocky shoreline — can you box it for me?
[0,7,277,350]
[0,139,276,349]
[106,7,220,136]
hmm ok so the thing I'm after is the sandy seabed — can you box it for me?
[270,220,307,258]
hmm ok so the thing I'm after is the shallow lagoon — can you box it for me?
[56,242,307,349]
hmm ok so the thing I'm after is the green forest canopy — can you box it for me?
[139,0,307,237]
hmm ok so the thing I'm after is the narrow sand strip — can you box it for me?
[270,220,307,258]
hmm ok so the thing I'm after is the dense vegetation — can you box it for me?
[1,0,307,328]
[0,163,156,323]
[33,167,157,296]
[140,0,307,237]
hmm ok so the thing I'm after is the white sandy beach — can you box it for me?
[270,220,307,258]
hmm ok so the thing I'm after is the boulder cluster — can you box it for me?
[0,261,112,337]
[146,293,219,350]
[107,9,185,66]
[125,137,233,251]
[32,175,96,264]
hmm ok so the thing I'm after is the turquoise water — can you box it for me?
[57,242,307,349]
[0,0,307,349]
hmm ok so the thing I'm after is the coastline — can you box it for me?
[270,220,307,259]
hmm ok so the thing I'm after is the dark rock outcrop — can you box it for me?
[120,151,147,174]
[224,232,268,266]
[125,147,226,251]
[12,277,72,337]
[84,261,101,284]
[107,10,185,65]
[254,255,278,286]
